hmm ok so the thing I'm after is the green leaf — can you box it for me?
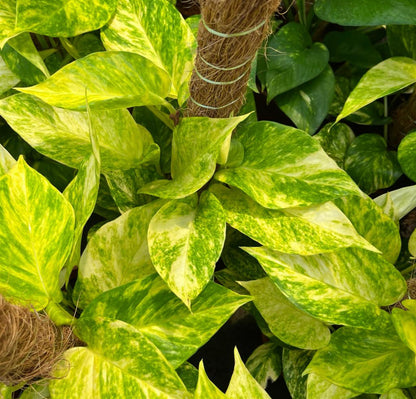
[387,26,416,59]
[306,326,416,394]
[344,134,402,194]
[211,184,376,255]
[307,373,360,399]
[0,144,16,176]
[80,274,251,368]
[195,362,227,399]
[276,65,335,134]
[18,51,171,110]
[381,389,410,399]
[0,157,74,309]
[374,185,416,222]
[101,0,195,103]
[0,384,14,399]
[0,53,19,94]
[314,123,355,168]
[18,384,50,399]
[283,349,314,399]
[1,33,49,85]
[148,192,226,305]
[398,131,416,182]
[226,348,271,399]
[0,93,156,172]
[241,278,330,349]
[258,22,329,101]
[333,195,401,264]
[323,31,382,69]
[139,115,248,199]
[50,318,190,399]
[245,246,405,328]
[392,299,416,355]
[314,0,416,25]
[337,58,416,122]
[74,200,165,308]
[15,0,117,37]
[215,121,361,210]
[176,363,198,394]
[246,342,281,389]
[409,229,416,257]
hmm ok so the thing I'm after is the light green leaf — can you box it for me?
[241,278,330,349]
[409,229,416,257]
[381,389,410,399]
[315,0,416,26]
[195,362,227,399]
[0,384,13,399]
[139,115,248,199]
[74,200,165,308]
[50,318,190,399]
[307,373,360,399]
[80,273,251,368]
[101,0,195,103]
[0,53,19,94]
[306,326,416,394]
[337,58,416,122]
[17,384,50,399]
[314,123,355,168]
[276,65,335,134]
[374,185,416,222]
[16,0,117,37]
[0,157,74,309]
[344,134,402,194]
[0,93,157,172]
[0,0,19,48]
[245,246,405,328]
[148,192,226,305]
[392,299,416,354]
[258,22,329,101]
[398,131,416,182]
[226,348,271,399]
[211,184,376,255]
[0,144,16,176]
[245,342,281,389]
[18,51,171,110]
[334,195,401,264]
[387,26,416,59]
[283,349,314,399]
[215,121,361,210]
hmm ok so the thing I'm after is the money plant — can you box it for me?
[1,0,416,398]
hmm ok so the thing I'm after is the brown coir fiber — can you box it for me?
[187,0,281,118]
[0,296,75,386]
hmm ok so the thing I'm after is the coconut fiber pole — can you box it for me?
[187,0,281,118]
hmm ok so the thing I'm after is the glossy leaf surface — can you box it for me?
[307,373,359,399]
[0,157,74,309]
[392,300,416,355]
[215,121,361,209]
[0,144,16,176]
[398,131,416,182]
[0,53,19,94]
[283,349,314,399]
[374,185,416,222]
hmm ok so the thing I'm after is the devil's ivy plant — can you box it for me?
[1,0,416,398]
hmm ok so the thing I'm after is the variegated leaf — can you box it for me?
[80,273,251,367]
[409,230,416,257]
[50,318,190,398]
[0,93,157,172]
[0,157,74,309]
[215,121,361,210]
[226,348,271,399]
[74,200,165,308]
[0,384,13,399]
[283,349,314,399]
[307,373,360,399]
[305,326,416,394]
[18,51,171,110]
[195,362,227,399]
[380,389,410,399]
[245,246,405,328]
[398,131,416,183]
[0,53,19,94]
[374,185,416,222]
[148,192,226,305]
[16,0,117,37]
[337,58,416,122]
[0,144,16,176]
[0,0,19,48]
[101,0,195,103]
[245,342,281,389]
[139,115,248,199]
[211,184,376,255]
[334,195,401,263]
[176,363,198,394]
[392,299,416,355]
[19,384,50,398]
[241,278,330,349]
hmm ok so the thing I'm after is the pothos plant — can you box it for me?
[1,0,416,398]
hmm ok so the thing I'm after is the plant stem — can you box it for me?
[45,301,74,326]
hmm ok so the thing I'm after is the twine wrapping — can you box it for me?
[187,0,281,118]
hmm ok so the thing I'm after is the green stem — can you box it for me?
[401,262,416,276]
[59,37,80,60]
[147,105,175,130]
[45,301,74,326]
